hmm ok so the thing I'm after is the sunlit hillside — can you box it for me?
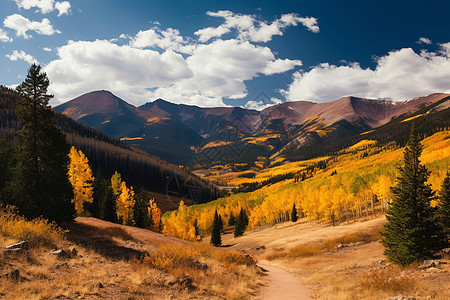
[163,130,450,240]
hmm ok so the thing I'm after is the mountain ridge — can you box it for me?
[54,91,450,166]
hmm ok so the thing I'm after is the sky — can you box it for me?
[1,0,450,109]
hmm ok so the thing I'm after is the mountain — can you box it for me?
[54,91,450,167]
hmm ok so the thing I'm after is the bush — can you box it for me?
[360,267,416,293]
[0,206,66,247]
[144,244,196,272]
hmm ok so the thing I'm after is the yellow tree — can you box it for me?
[68,146,95,215]
[111,171,122,196]
[148,198,162,231]
[116,181,135,225]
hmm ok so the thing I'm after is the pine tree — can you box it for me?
[211,210,222,246]
[193,218,200,239]
[0,139,13,202]
[68,146,95,215]
[382,125,445,266]
[228,211,236,226]
[234,208,247,237]
[291,203,298,222]
[218,214,223,232]
[7,64,74,222]
[438,171,450,242]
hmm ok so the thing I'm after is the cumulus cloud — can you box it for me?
[6,50,39,64]
[282,44,450,102]
[417,37,432,45]
[195,10,319,43]
[55,1,71,16]
[45,39,193,105]
[42,47,52,51]
[4,14,61,38]
[0,28,12,42]
[130,27,194,54]
[14,0,71,16]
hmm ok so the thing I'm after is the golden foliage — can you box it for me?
[148,198,161,231]
[116,181,136,225]
[68,146,95,215]
[0,206,65,248]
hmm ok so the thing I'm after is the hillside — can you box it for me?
[0,86,223,211]
[54,90,450,166]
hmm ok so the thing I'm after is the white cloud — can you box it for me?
[195,11,319,43]
[130,27,194,54]
[14,0,71,16]
[0,28,12,42]
[55,1,71,16]
[45,39,192,105]
[418,37,432,45]
[244,97,282,110]
[4,14,61,38]
[6,50,39,64]
[42,47,52,51]
[282,44,450,102]
[263,58,302,75]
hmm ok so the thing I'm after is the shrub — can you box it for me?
[144,244,196,272]
[360,267,416,293]
[0,206,66,247]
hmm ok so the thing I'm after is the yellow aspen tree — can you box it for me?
[116,181,135,225]
[148,198,162,231]
[68,146,95,215]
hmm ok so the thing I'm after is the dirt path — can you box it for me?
[256,263,310,300]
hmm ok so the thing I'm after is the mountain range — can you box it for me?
[54,91,450,166]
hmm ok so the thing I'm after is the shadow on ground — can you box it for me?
[64,221,147,260]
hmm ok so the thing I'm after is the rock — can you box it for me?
[52,262,68,269]
[189,260,208,270]
[168,275,196,291]
[379,259,386,264]
[419,260,447,269]
[335,244,345,250]
[48,249,69,258]
[256,245,266,251]
[70,248,78,257]
[389,296,416,300]
[94,282,104,289]
[1,269,20,281]
[3,248,24,256]
[6,241,28,250]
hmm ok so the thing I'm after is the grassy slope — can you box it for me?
[0,212,261,300]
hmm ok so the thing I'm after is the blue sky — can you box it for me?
[1,0,449,109]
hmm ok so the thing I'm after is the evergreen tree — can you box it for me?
[211,210,222,246]
[7,64,74,222]
[193,218,200,239]
[0,139,13,202]
[382,125,445,266]
[228,211,235,226]
[438,171,450,242]
[234,208,248,237]
[134,192,150,228]
[94,172,116,222]
[218,213,223,232]
[291,203,298,222]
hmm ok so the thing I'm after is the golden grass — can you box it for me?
[0,206,65,248]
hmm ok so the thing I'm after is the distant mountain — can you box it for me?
[54,91,450,167]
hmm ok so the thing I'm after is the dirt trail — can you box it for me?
[256,263,310,300]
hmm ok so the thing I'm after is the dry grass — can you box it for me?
[0,212,261,299]
[265,223,450,300]
[0,206,65,248]
[266,223,383,261]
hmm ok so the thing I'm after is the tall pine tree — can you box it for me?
[382,125,444,266]
[211,210,222,246]
[291,203,298,222]
[7,64,74,222]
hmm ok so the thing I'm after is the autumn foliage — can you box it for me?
[68,146,95,215]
